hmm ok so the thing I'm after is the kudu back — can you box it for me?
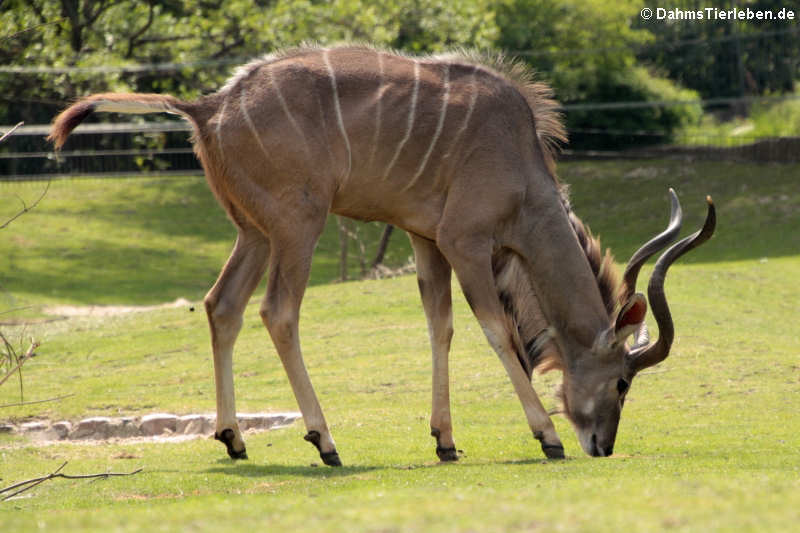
[50,45,715,464]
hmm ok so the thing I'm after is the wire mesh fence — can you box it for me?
[0,121,201,180]
[3,92,798,181]
[3,115,798,182]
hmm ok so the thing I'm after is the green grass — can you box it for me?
[1,160,799,531]
[0,176,411,310]
[2,159,797,311]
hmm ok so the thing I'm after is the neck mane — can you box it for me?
[493,186,621,376]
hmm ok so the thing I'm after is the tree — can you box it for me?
[495,0,702,148]
[635,0,800,100]
[1,0,499,125]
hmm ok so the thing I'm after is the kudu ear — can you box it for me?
[614,293,647,344]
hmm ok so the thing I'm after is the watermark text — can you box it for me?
[640,6,795,21]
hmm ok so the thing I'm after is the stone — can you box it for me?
[269,412,302,429]
[139,413,178,436]
[20,421,47,433]
[107,418,141,439]
[50,421,73,439]
[238,412,301,431]
[177,414,214,435]
[237,413,267,431]
[1,412,299,443]
[71,417,113,440]
[119,417,142,438]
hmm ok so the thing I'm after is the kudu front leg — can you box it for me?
[260,230,341,467]
[409,234,458,462]
[441,238,564,459]
[204,230,270,460]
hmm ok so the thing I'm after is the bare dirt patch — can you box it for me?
[44,298,194,318]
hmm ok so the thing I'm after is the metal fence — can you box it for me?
[3,92,798,181]
[0,121,202,181]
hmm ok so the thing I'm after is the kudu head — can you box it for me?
[559,189,716,457]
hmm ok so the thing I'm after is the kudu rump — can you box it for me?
[50,45,715,464]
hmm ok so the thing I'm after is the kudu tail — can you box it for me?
[48,93,193,149]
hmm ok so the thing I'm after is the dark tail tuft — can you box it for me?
[48,100,97,150]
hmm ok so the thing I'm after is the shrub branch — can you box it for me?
[0,122,23,144]
[0,180,51,231]
[0,336,38,389]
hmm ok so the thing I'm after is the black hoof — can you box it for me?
[541,443,565,460]
[431,428,459,461]
[436,446,459,462]
[215,429,248,460]
[304,430,342,467]
[321,450,343,467]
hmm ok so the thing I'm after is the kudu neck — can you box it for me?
[519,194,611,353]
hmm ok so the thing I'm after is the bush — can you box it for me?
[677,86,800,145]
[565,66,703,150]
[495,0,702,150]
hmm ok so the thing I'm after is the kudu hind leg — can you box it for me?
[204,229,270,459]
[409,234,458,461]
[259,225,341,466]
[439,237,564,459]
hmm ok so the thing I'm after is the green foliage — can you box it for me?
[567,66,703,149]
[679,88,800,144]
[2,0,797,154]
[495,0,702,148]
[1,0,501,172]
[635,0,800,99]
[0,0,498,125]
[495,0,649,101]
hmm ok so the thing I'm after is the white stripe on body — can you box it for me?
[367,51,385,171]
[238,85,271,160]
[382,59,420,181]
[268,65,311,157]
[323,49,352,182]
[442,66,479,163]
[405,63,450,191]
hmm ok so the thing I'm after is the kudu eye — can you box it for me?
[617,378,630,394]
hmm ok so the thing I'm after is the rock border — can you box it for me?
[0,412,300,443]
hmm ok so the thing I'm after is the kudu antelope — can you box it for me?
[49,45,715,464]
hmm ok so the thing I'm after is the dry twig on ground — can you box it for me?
[1,461,144,501]
[0,392,75,409]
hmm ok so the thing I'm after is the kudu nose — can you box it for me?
[590,434,614,457]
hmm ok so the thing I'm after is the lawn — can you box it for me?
[0,176,411,311]
[1,160,798,531]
